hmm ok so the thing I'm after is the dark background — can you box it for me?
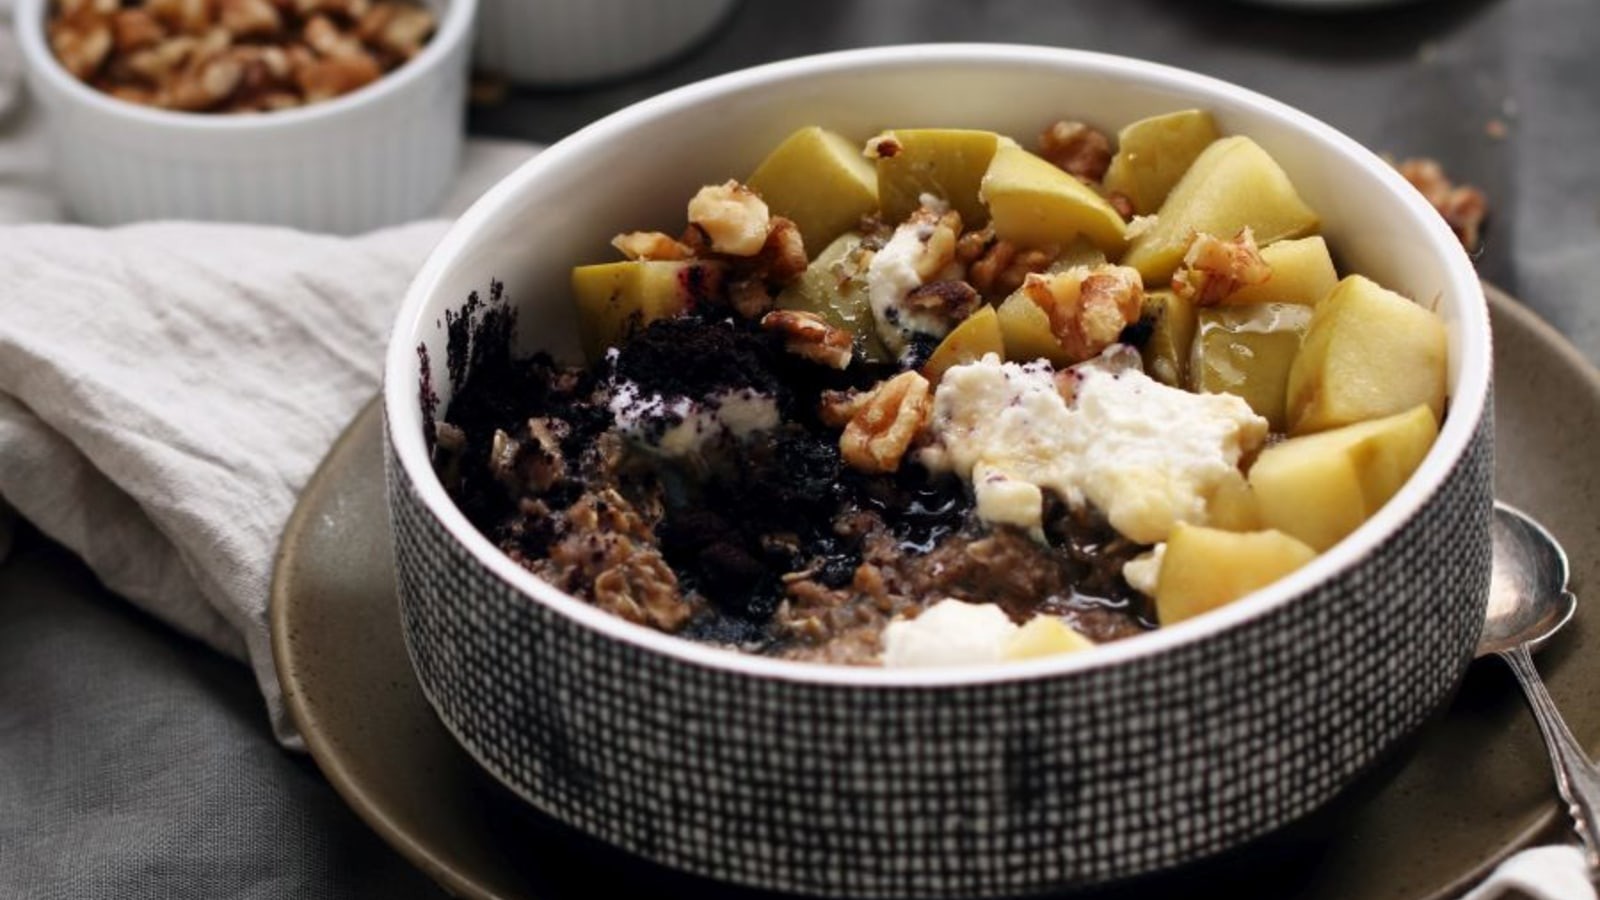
[5,0,1598,897]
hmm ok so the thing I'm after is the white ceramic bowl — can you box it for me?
[383,45,1492,897]
[474,0,736,86]
[13,0,474,233]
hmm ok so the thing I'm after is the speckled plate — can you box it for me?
[272,285,1598,900]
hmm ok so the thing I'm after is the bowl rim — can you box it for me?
[383,42,1491,689]
[12,0,475,133]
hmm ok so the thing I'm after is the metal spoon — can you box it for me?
[1479,501,1598,868]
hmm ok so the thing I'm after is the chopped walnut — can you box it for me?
[904,280,981,323]
[958,226,1057,301]
[1171,228,1271,306]
[687,180,771,257]
[711,216,808,321]
[901,204,964,282]
[863,133,902,159]
[1038,120,1113,183]
[611,231,694,262]
[1108,192,1136,222]
[838,371,932,474]
[1396,158,1488,252]
[218,0,280,38]
[818,388,871,428]
[761,310,854,370]
[758,216,808,286]
[727,278,775,320]
[1022,265,1144,363]
[49,9,113,79]
[48,0,433,112]
[111,9,166,51]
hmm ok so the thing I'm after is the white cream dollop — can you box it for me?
[881,599,1019,668]
[608,379,779,459]
[866,195,955,355]
[921,347,1268,544]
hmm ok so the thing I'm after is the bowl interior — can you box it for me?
[387,44,1488,678]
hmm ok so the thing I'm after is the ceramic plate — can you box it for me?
[272,286,1598,900]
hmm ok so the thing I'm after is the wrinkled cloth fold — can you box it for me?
[0,82,537,743]
[0,221,449,746]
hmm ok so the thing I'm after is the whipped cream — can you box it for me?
[608,378,778,459]
[922,347,1268,544]
[882,599,1018,667]
[866,194,956,355]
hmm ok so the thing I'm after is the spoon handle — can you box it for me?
[1500,643,1600,869]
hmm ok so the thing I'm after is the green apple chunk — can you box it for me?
[1248,404,1439,551]
[1156,523,1317,625]
[747,126,878,257]
[1223,236,1339,307]
[774,231,892,363]
[571,260,723,362]
[995,289,1066,365]
[1136,289,1197,387]
[1286,275,1448,435]
[1121,136,1320,285]
[1102,108,1221,216]
[923,305,1004,382]
[1190,302,1313,431]
[980,144,1128,253]
[869,128,1000,227]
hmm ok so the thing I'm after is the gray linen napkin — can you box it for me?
[0,69,538,744]
[0,221,445,746]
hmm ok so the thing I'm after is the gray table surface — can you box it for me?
[3,1,1598,897]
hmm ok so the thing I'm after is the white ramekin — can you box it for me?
[474,0,736,86]
[13,0,474,233]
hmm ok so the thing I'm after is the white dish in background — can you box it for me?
[474,0,736,86]
[12,0,474,233]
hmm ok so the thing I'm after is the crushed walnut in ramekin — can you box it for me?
[46,0,435,113]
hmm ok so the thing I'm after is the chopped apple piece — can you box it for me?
[980,144,1128,253]
[1190,302,1313,431]
[1156,523,1317,625]
[775,231,892,363]
[1221,236,1339,307]
[1206,474,1262,532]
[572,260,722,362]
[1122,136,1320,285]
[1102,108,1221,216]
[1285,275,1448,435]
[995,289,1067,365]
[1137,289,1197,387]
[747,126,879,256]
[1248,404,1439,551]
[1003,616,1096,660]
[923,306,1004,381]
[868,128,1000,227]
[1048,236,1110,271]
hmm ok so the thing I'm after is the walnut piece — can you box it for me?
[48,0,433,113]
[1171,228,1271,306]
[611,231,694,261]
[838,371,932,474]
[687,180,771,257]
[957,225,1058,301]
[901,204,964,282]
[49,9,113,79]
[1396,158,1488,252]
[1038,120,1113,183]
[904,279,981,323]
[761,310,854,370]
[1022,265,1144,363]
